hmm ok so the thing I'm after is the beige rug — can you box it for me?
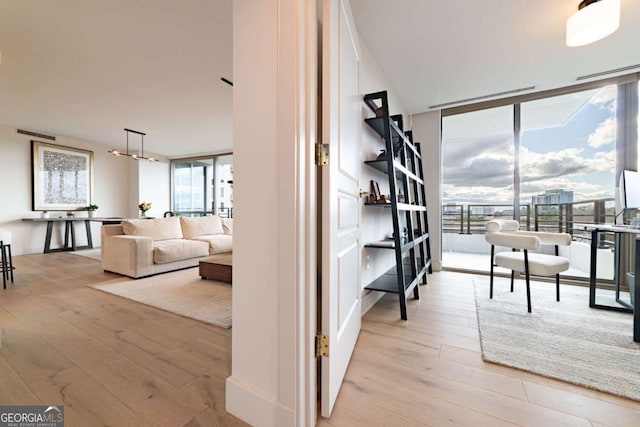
[474,277,640,401]
[91,268,231,328]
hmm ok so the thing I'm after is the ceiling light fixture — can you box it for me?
[566,0,620,47]
[108,128,158,161]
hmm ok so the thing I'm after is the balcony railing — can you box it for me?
[442,198,617,281]
[442,198,615,236]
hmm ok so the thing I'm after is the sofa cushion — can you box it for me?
[221,218,233,235]
[180,215,224,239]
[190,234,233,255]
[123,217,183,241]
[152,239,209,264]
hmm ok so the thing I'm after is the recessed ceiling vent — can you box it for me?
[428,86,536,109]
[576,64,640,81]
[17,129,56,141]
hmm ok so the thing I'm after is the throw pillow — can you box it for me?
[180,215,224,238]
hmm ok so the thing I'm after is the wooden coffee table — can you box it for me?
[199,254,232,282]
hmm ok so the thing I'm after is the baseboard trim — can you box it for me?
[226,375,295,427]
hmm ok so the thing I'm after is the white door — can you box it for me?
[320,0,361,417]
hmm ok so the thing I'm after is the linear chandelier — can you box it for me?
[108,128,158,161]
[566,0,621,47]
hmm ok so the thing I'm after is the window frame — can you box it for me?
[170,152,233,216]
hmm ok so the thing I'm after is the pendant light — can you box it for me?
[566,0,621,47]
[108,128,158,161]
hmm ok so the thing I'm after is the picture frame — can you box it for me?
[31,141,94,211]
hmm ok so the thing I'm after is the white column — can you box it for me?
[226,1,313,426]
[411,110,443,271]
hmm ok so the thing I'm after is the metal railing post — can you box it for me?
[565,203,573,235]
[595,199,606,224]
[466,205,471,234]
[459,205,464,234]
[558,204,563,233]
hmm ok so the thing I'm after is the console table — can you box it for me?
[577,224,640,342]
[22,217,123,253]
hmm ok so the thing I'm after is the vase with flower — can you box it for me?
[138,201,152,218]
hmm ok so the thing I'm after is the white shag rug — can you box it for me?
[474,277,640,401]
[91,268,231,328]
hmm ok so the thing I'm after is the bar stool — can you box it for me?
[0,229,14,289]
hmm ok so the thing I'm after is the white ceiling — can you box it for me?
[1,1,638,157]
[0,0,232,158]
[350,0,640,114]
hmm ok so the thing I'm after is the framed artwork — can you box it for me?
[31,141,94,211]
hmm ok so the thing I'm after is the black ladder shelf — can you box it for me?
[362,90,433,320]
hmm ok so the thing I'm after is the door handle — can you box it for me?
[359,189,368,197]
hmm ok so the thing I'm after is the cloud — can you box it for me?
[587,117,616,148]
[443,146,615,203]
[443,134,513,187]
[442,184,514,205]
[442,134,512,168]
[520,147,613,179]
[443,156,513,187]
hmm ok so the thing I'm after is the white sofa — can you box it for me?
[101,215,232,278]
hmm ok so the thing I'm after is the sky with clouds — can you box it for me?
[442,85,620,206]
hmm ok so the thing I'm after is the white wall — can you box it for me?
[137,160,171,218]
[0,123,171,254]
[411,110,443,271]
[358,39,412,313]
[0,124,130,254]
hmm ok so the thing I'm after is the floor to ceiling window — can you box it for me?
[171,154,233,217]
[440,76,637,276]
[521,85,617,233]
[441,105,514,268]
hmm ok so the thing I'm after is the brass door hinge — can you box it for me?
[315,334,329,358]
[315,143,329,166]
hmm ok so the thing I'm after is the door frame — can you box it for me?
[301,0,319,426]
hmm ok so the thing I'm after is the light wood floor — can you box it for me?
[2,255,640,426]
[0,252,246,426]
[322,271,640,427]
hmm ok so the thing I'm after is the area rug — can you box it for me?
[69,248,102,261]
[473,277,640,401]
[91,268,231,328]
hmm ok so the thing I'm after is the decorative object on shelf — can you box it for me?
[138,201,152,218]
[66,211,75,217]
[85,204,99,218]
[31,141,94,211]
[41,211,49,219]
[108,129,158,162]
[370,180,381,201]
[566,0,620,47]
